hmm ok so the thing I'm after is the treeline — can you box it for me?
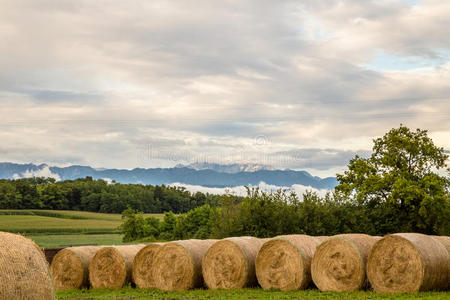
[121,187,449,243]
[0,177,223,213]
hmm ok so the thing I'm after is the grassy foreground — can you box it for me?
[0,209,163,247]
[56,288,450,300]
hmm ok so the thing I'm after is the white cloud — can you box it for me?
[13,166,61,181]
[101,178,115,184]
[0,0,449,176]
[170,181,330,199]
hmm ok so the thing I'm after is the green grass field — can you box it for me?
[56,287,450,300]
[0,209,163,247]
[28,233,124,248]
[0,215,121,233]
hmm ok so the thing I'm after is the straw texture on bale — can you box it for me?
[0,231,54,300]
[431,235,450,290]
[50,246,102,290]
[314,236,330,242]
[152,239,216,291]
[431,235,450,252]
[256,235,322,291]
[89,244,145,288]
[367,233,449,293]
[132,243,164,288]
[311,234,380,292]
[202,237,267,290]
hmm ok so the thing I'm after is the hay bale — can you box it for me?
[367,233,449,293]
[202,236,268,290]
[314,236,330,242]
[50,246,102,290]
[431,235,450,251]
[255,235,322,291]
[132,242,165,288]
[89,244,145,289]
[311,233,380,292]
[0,231,54,300]
[431,235,450,290]
[152,239,216,291]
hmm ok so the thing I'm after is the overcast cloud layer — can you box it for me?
[1,0,449,177]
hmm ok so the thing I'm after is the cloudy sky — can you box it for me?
[1,0,449,177]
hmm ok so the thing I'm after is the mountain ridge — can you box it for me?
[0,162,338,190]
[175,162,274,173]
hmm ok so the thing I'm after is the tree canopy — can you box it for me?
[336,125,449,234]
[0,177,223,214]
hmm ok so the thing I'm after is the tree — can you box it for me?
[159,212,177,232]
[119,207,148,242]
[172,205,214,239]
[336,125,450,235]
[142,216,160,238]
[211,193,243,238]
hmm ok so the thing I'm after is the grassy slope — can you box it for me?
[0,209,164,221]
[0,209,163,247]
[29,233,124,248]
[56,288,450,300]
[0,215,121,233]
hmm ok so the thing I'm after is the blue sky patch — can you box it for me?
[366,50,449,72]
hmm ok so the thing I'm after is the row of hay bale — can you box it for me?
[48,232,450,294]
[261,233,449,293]
[1,230,447,299]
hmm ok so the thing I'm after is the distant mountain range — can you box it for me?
[175,162,274,173]
[0,162,338,190]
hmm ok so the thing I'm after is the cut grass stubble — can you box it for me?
[55,287,450,300]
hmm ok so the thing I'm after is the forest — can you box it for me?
[0,176,223,214]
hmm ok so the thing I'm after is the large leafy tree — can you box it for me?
[336,125,449,235]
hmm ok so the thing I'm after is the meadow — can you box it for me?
[0,209,163,248]
[56,287,450,300]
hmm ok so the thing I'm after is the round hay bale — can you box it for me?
[367,233,449,293]
[431,235,450,290]
[0,231,54,300]
[311,233,380,292]
[132,242,165,288]
[89,244,145,289]
[256,235,322,291]
[431,235,450,252]
[50,246,102,290]
[314,236,330,242]
[153,239,217,291]
[202,236,268,290]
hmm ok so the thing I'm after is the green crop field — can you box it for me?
[28,233,125,248]
[0,215,121,233]
[56,287,450,300]
[0,209,164,248]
